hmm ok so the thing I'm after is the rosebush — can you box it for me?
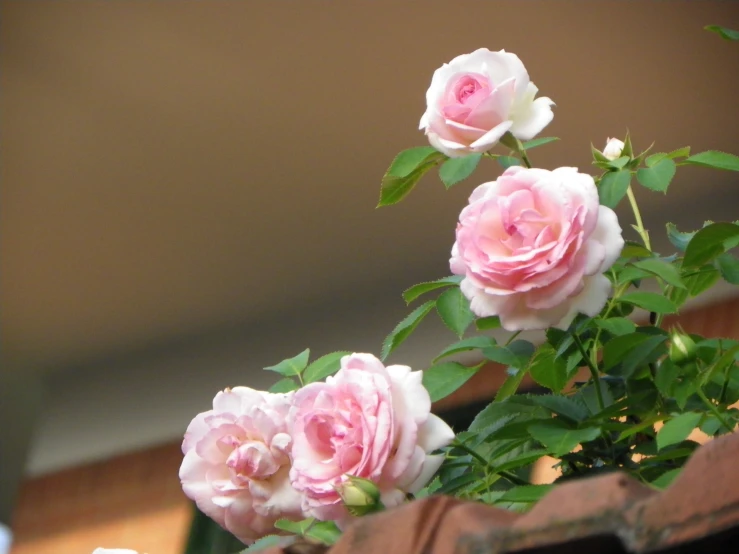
[103,27,739,554]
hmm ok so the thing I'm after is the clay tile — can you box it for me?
[633,431,739,551]
[329,495,465,554]
[432,500,520,554]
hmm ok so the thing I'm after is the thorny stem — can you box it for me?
[505,330,522,346]
[519,147,533,169]
[626,185,651,251]
[572,332,605,411]
[697,388,733,433]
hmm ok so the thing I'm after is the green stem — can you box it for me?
[572,333,605,411]
[505,330,522,346]
[626,185,651,251]
[452,441,528,487]
[519,147,533,169]
[697,388,733,433]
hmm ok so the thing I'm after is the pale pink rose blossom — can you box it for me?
[179,387,304,544]
[289,353,455,522]
[451,166,624,331]
[602,138,625,161]
[419,48,554,158]
[92,550,141,554]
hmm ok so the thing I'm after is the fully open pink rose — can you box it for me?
[419,48,554,158]
[289,353,455,522]
[179,387,304,544]
[451,166,624,331]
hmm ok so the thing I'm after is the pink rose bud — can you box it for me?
[289,353,455,523]
[451,166,625,331]
[179,388,305,544]
[602,138,625,161]
[419,48,554,157]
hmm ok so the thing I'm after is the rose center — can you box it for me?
[226,441,280,486]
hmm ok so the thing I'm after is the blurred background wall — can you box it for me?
[1,1,738,553]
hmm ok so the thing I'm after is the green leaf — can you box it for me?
[717,253,739,284]
[633,259,686,289]
[495,484,555,503]
[528,344,568,393]
[476,316,502,330]
[666,223,695,252]
[655,359,680,397]
[521,137,559,150]
[616,414,663,442]
[378,147,447,207]
[645,152,668,167]
[595,317,637,336]
[402,275,463,304]
[683,222,739,267]
[636,158,676,192]
[438,154,482,188]
[608,156,630,169]
[598,169,631,209]
[528,421,601,457]
[603,332,654,371]
[618,335,667,378]
[621,241,653,259]
[264,349,310,377]
[530,395,590,423]
[436,286,474,338]
[483,340,535,369]
[621,132,634,158]
[239,535,284,553]
[269,378,299,393]
[413,476,442,499]
[619,292,677,314]
[617,266,652,285]
[656,412,702,450]
[667,146,691,160]
[683,264,721,296]
[650,468,682,489]
[422,361,482,402]
[381,300,436,360]
[498,156,521,169]
[305,521,342,545]
[303,351,352,384]
[705,24,739,41]
[434,336,497,363]
[274,517,315,535]
[495,366,529,401]
[591,143,610,163]
[493,448,550,473]
[684,150,739,172]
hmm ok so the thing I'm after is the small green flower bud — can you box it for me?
[669,329,697,364]
[336,476,383,516]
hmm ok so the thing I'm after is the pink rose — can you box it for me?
[289,353,455,522]
[419,48,554,158]
[451,166,624,331]
[179,387,304,544]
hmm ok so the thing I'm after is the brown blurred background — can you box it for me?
[1,1,738,553]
